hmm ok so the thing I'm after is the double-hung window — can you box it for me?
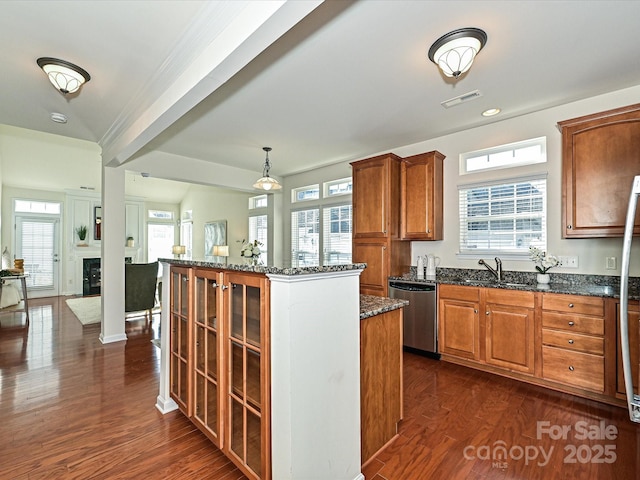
[459,175,547,256]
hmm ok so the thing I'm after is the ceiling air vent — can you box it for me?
[441,90,482,109]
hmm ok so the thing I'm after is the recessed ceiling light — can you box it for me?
[482,108,501,117]
[50,112,68,124]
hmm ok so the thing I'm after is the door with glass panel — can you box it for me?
[169,266,191,414]
[224,272,270,480]
[15,215,60,298]
[192,268,223,446]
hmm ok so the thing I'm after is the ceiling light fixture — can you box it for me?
[482,108,501,117]
[253,147,282,191]
[36,57,91,95]
[428,27,487,78]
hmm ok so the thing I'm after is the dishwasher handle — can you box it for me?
[389,282,435,292]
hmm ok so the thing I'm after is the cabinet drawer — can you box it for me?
[542,346,604,392]
[542,293,604,316]
[438,284,479,302]
[542,328,604,355]
[486,288,535,308]
[541,312,604,336]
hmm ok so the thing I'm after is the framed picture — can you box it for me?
[204,220,227,262]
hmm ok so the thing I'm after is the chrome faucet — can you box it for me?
[478,257,503,282]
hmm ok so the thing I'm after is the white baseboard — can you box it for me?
[99,332,127,344]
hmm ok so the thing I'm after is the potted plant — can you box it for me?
[126,236,135,247]
[76,225,88,246]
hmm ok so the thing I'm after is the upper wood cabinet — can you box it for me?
[401,151,445,240]
[558,103,640,238]
[352,153,410,296]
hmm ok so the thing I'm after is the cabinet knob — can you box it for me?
[567,225,573,229]
[568,365,575,371]
[568,303,574,308]
[474,309,478,314]
[568,321,575,326]
[221,284,229,290]
[212,282,218,288]
[486,311,490,316]
[568,339,574,344]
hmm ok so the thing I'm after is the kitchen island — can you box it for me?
[157,259,406,480]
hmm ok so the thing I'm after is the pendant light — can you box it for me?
[428,28,487,78]
[253,147,282,191]
[37,57,91,95]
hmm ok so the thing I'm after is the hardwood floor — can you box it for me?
[1,296,638,479]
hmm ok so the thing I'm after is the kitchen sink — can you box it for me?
[463,279,529,288]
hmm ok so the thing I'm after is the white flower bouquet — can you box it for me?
[238,239,263,263]
[529,246,560,274]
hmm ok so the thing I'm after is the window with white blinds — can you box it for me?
[323,204,352,265]
[291,209,320,267]
[249,214,268,264]
[459,174,547,256]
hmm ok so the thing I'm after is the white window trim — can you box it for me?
[460,136,547,175]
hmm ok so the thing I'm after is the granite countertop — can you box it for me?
[390,267,640,300]
[360,294,408,320]
[160,258,366,276]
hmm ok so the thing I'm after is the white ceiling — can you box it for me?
[2,1,640,201]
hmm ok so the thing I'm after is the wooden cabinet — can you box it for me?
[352,153,409,296]
[169,266,191,413]
[360,308,403,466]
[616,300,640,397]
[400,150,445,240]
[558,103,640,238]
[439,285,535,373]
[438,284,481,360]
[170,266,271,480]
[485,289,535,375]
[541,293,605,393]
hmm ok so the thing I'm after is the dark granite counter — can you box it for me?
[360,294,408,320]
[159,258,366,276]
[390,267,640,300]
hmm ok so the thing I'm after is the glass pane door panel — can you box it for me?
[231,341,243,397]
[196,277,205,324]
[246,286,261,347]
[231,284,243,339]
[196,326,205,371]
[231,398,244,458]
[246,348,261,411]
[171,316,179,354]
[207,279,218,328]
[171,356,179,394]
[246,409,262,476]
[195,373,205,422]
[179,318,188,355]
[179,360,188,400]
[172,272,179,308]
[207,330,217,380]
[180,276,189,316]
[207,381,218,433]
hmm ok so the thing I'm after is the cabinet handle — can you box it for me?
[212,282,218,288]
[568,365,575,371]
[486,311,490,316]
[568,321,575,326]
[221,284,229,290]
[567,225,573,229]
[568,303,574,308]
[474,309,478,314]
[568,339,574,344]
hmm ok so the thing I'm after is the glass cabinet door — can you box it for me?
[192,268,223,446]
[169,267,191,413]
[224,272,270,480]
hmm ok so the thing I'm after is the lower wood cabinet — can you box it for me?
[170,266,271,480]
[438,285,628,405]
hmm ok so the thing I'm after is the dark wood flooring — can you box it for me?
[1,296,638,479]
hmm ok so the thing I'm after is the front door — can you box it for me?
[15,215,60,298]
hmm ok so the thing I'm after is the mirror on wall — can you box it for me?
[94,206,102,240]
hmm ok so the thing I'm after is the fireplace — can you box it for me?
[82,257,133,296]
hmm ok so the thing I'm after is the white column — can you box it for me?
[156,261,178,413]
[268,269,365,480]
[99,165,127,344]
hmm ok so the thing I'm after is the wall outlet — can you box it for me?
[605,256,617,270]
[558,255,579,268]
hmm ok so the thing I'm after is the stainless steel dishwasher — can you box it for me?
[388,280,439,359]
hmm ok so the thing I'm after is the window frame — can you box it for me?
[459,136,547,175]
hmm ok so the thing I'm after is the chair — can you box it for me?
[125,261,159,321]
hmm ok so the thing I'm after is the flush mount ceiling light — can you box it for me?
[253,147,282,191]
[482,107,501,117]
[36,57,91,95]
[428,27,487,78]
